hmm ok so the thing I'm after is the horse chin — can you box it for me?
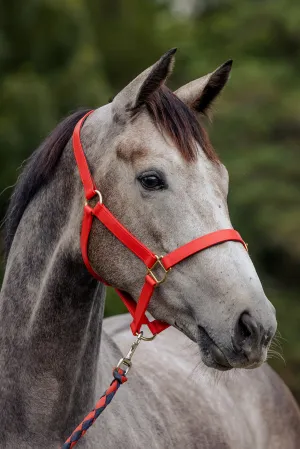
[174,320,232,371]
[196,325,268,371]
[197,325,233,371]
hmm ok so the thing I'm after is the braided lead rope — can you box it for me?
[62,368,127,449]
[61,332,154,448]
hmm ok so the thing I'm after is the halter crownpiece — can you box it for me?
[73,110,248,336]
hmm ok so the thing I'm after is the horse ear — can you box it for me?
[175,60,233,115]
[113,48,177,111]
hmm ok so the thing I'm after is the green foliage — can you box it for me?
[1,0,299,400]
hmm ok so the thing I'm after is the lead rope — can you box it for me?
[62,332,153,448]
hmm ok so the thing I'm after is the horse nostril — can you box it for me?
[233,312,260,355]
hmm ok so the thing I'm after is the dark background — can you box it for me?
[0,0,299,400]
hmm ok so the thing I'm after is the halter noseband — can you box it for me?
[73,110,247,336]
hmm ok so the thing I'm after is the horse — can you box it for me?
[1,49,299,448]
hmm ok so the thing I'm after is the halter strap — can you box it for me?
[92,203,157,268]
[162,229,246,270]
[72,111,97,200]
[73,111,247,336]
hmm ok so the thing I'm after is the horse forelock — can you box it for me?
[131,85,218,163]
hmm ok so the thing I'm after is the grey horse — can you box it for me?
[1,49,299,448]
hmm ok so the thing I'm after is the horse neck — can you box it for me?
[0,146,104,445]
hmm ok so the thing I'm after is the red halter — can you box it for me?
[73,111,247,336]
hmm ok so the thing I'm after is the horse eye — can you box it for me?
[138,171,165,190]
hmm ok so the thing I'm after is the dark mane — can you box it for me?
[4,109,90,258]
[134,85,218,162]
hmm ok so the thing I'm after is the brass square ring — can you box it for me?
[147,255,171,285]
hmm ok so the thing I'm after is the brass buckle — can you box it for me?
[147,255,171,285]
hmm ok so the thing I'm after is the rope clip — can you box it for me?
[116,331,155,375]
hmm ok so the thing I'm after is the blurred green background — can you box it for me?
[0,0,299,400]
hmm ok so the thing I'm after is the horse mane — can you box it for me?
[4,109,91,258]
[133,85,218,163]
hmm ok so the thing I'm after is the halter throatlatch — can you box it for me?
[73,110,248,337]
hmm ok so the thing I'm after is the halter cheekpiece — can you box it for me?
[73,110,247,337]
